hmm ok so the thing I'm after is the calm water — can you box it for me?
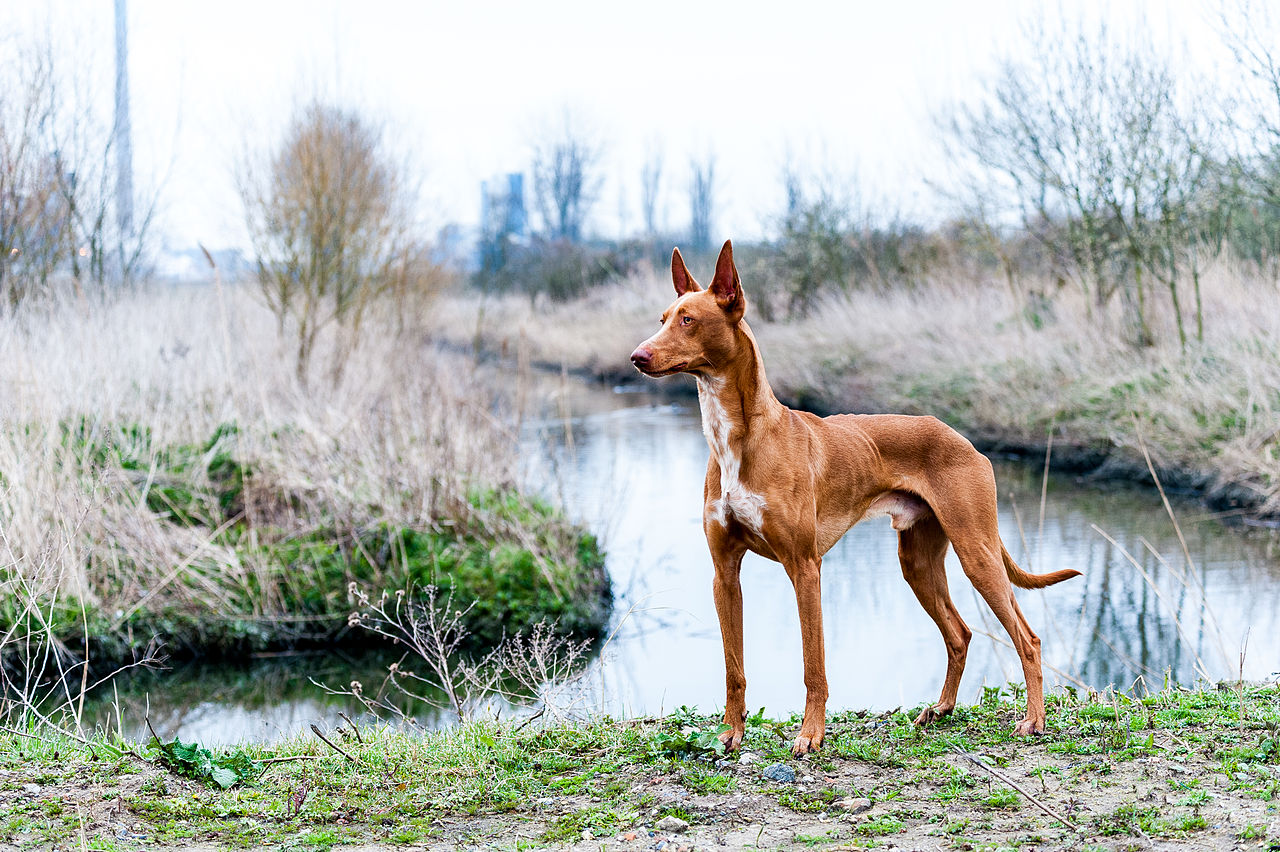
[91,375,1280,744]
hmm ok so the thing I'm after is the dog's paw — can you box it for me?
[791,734,822,757]
[718,728,744,752]
[1012,718,1045,736]
[913,703,954,727]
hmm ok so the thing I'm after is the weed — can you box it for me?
[1239,822,1267,840]
[982,787,1021,809]
[794,829,842,845]
[775,788,841,814]
[1175,790,1210,807]
[683,767,736,795]
[857,815,905,836]
[147,735,262,789]
[657,805,694,823]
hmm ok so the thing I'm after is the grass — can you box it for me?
[0,285,609,678]
[434,255,1280,518]
[4,684,1279,849]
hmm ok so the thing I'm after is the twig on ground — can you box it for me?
[513,707,545,734]
[338,712,363,743]
[256,754,327,765]
[953,746,1080,832]
[310,723,362,763]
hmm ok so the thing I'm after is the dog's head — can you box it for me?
[630,239,747,377]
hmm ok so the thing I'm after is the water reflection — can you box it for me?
[522,377,1280,720]
[87,375,1280,744]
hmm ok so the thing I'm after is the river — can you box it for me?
[90,374,1280,744]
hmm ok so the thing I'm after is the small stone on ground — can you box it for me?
[654,815,690,833]
[761,762,796,783]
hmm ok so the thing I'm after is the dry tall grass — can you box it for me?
[0,283,527,669]
[435,256,1280,516]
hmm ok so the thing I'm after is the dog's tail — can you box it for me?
[1002,545,1081,589]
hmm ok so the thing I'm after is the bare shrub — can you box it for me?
[240,101,438,386]
[942,11,1227,346]
[1216,0,1280,269]
[325,583,594,725]
[773,163,948,317]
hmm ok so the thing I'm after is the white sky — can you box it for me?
[2,0,1234,252]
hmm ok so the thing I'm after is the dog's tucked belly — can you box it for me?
[863,490,932,530]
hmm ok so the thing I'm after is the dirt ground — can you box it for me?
[428,747,1276,851]
[12,735,1278,851]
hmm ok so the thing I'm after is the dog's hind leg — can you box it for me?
[898,515,972,726]
[921,468,1050,736]
[951,538,1047,735]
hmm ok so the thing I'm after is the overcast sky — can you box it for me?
[2,0,1232,253]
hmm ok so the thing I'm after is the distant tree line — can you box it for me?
[473,111,729,302]
[472,6,1280,348]
[9,3,1280,359]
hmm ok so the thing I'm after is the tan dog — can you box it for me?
[630,240,1080,757]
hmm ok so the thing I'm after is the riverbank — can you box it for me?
[436,259,1280,522]
[4,684,1278,850]
[0,286,609,674]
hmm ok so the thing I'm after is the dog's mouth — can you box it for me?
[635,361,688,377]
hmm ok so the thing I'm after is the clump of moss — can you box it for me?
[238,490,609,650]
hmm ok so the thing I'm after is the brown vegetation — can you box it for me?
[433,255,1280,518]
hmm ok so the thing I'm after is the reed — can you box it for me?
[0,282,606,690]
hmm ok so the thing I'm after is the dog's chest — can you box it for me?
[697,379,767,534]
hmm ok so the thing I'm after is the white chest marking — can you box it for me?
[697,377,767,534]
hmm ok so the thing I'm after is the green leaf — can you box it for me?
[147,734,262,789]
[210,766,239,789]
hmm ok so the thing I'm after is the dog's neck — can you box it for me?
[694,321,781,464]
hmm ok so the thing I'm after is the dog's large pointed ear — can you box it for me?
[671,247,701,296]
[710,239,745,322]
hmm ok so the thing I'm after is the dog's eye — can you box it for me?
[681,316,694,326]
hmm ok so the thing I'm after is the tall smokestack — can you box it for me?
[113,0,134,277]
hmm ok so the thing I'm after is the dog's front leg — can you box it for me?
[786,556,828,756]
[709,537,748,751]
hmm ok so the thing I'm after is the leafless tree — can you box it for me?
[240,101,434,386]
[640,142,664,238]
[0,34,153,308]
[943,12,1224,345]
[1215,0,1280,268]
[529,112,603,243]
[689,151,717,251]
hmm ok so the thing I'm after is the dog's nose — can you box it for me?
[630,346,653,369]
